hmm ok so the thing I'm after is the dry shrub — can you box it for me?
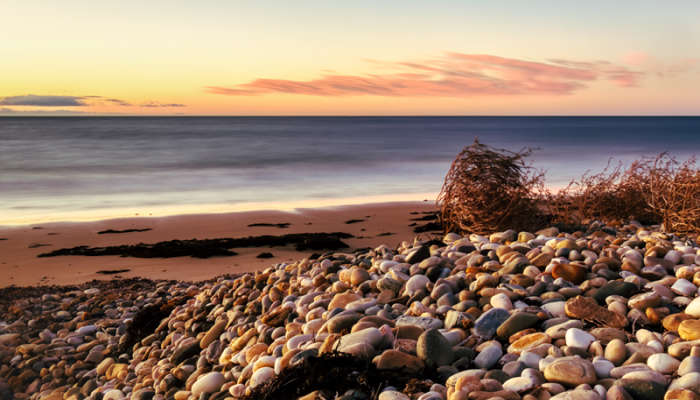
[548,153,699,233]
[634,153,699,233]
[438,139,545,234]
[546,160,653,226]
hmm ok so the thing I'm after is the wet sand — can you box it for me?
[0,201,439,287]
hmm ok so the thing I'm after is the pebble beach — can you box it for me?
[2,221,700,400]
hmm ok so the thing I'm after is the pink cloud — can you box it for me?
[207,53,645,97]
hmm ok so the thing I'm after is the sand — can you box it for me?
[0,201,439,288]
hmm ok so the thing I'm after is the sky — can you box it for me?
[1,1,699,115]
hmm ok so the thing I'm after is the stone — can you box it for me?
[593,358,614,378]
[565,328,595,350]
[474,342,502,369]
[405,275,430,296]
[329,292,362,310]
[605,339,628,366]
[647,353,681,374]
[327,312,363,333]
[672,279,698,297]
[550,389,601,400]
[396,316,443,330]
[593,281,638,304]
[378,391,410,400]
[552,264,587,284]
[374,350,424,373]
[669,372,700,392]
[250,367,275,388]
[338,327,384,353]
[417,329,453,368]
[620,377,667,400]
[474,308,510,338]
[200,319,227,349]
[191,372,225,397]
[502,376,536,393]
[102,390,126,400]
[664,313,694,332]
[497,312,539,339]
[565,296,627,328]
[490,293,513,310]
[686,298,700,318]
[542,301,567,318]
[445,310,471,330]
[628,292,662,310]
[543,356,597,386]
[507,332,551,354]
[680,320,700,341]
[679,348,700,376]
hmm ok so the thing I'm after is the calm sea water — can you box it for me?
[1,116,698,224]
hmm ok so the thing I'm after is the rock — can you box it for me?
[507,332,551,354]
[543,356,597,386]
[474,308,510,338]
[445,310,471,330]
[417,329,453,368]
[250,367,275,388]
[680,320,700,341]
[686,298,700,318]
[497,312,539,339]
[338,327,383,353]
[664,313,694,332]
[605,339,628,365]
[375,350,424,373]
[629,292,662,310]
[396,316,443,331]
[565,296,627,328]
[502,376,537,393]
[593,281,638,304]
[329,292,362,309]
[669,372,700,392]
[191,372,225,397]
[593,358,614,378]
[490,293,513,310]
[405,275,430,296]
[350,267,370,286]
[565,328,595,350]
[327,312,363,333]
[679,348,700,375]
[378,391,410,400]
[200,319,226,348]
[672,279,698,297]
[542,301,567,318]
[620,377,667,400]
[406,245,431,265]
[474,342,502,369]
[552,264,587,284]
[102,389,126,400]
[647,353,681,374]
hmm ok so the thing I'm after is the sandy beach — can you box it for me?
[0,201,439,288]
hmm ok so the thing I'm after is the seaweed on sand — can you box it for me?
[243,352,437,400]
[37,232,354,259]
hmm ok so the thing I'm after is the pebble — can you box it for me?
[565,328,595,350]
[544,356,597,386]
[1,224,698,399]
[191,372,225,397]
[474,308,510,338]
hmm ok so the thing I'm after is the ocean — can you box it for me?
[1,116,698,225]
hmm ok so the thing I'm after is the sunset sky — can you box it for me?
[2,1,699,115]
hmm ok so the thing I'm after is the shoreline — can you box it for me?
[0,200,440,288]
[0,193,439,227]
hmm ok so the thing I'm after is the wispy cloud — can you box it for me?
[0,94,186,109]
[139,101,186,108]
[623,51,700,78]
[207,53,645,98]
[0,95,88,106]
